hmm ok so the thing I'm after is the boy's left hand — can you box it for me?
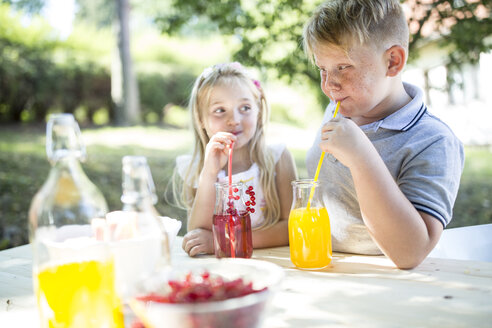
[319,116,374,168]
[182,228,214,257]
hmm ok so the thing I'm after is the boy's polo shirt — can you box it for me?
[306,82,465,255]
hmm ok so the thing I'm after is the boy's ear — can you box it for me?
[385,45,406,77]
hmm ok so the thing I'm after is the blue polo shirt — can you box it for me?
[306,82,465,255]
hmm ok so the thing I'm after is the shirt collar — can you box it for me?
[361,82,427,132]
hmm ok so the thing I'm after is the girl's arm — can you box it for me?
[252,147,298,248]
[187,172,216,231]
[184,143,296,256]
[187,132,236,231]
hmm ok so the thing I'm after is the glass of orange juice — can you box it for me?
[33,226,124,328]
[29,113,124,327]
[288,179,332,270]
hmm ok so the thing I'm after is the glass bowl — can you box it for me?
[129,258,284,328]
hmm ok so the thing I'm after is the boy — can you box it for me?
[303,0,464,269]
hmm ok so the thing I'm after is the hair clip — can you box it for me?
[229,62,243,70]
[252,79,262,90]
[201,66,214,79]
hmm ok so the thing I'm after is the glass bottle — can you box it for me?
[106,155,170,299]
[288,179,332,269]
[28,113,124,327]
[212,181,253,258]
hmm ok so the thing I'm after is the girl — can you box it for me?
[173,62,297,256]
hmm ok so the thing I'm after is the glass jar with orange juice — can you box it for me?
[288,179,332,270]
[28,114,124,327]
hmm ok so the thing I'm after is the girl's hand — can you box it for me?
[201,132,236,178]
[182,228,214,257]
[319,116,374,168]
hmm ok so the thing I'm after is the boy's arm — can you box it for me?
[252,148,297,248]
[350,142,443,269]
[320,117,443,269]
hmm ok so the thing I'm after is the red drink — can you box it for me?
[213,211,253,258]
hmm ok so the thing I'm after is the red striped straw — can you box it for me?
[227,141,236,257]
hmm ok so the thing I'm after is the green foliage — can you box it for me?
[154,0,322,100]
[0,3,233,125]
[74,0,116,28]
[163,105,189,128]
[0,4,113,123]
[0,126,189,250]
[0,0,44,15]
[138,69,196,123]
[270,103,299,125]
[155,0,492,109]
[406,0,492,66]
[448,147,492,228]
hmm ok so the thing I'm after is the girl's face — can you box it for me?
[201,81,260,149]
[313,42,393,123]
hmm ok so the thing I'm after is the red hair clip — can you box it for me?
[252,79,261,90]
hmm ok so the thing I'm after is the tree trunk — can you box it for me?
[112,0,140,125]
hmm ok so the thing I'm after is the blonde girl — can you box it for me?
[173,62,297,256]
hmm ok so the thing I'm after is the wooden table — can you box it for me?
[1,237,491,327]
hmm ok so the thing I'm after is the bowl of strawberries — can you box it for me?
[129,258,284,328]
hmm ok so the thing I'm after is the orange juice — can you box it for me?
[288,207,332,269]
[36,259,124,328]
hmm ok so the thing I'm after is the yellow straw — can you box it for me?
[306,101,340,210]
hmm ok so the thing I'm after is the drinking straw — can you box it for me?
[227,141,236,257]
[306,101,340,210]
[228,141,234,198]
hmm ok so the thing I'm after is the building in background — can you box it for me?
[402,1,492,146]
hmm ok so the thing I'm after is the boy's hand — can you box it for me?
[319,117,374,168]
[201,132,236,179]
[182,228,214,257]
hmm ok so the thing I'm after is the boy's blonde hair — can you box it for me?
[173,62,280,230]
[303,0,409,60]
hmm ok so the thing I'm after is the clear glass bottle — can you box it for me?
[106,155,170,299]
[288,179,332,269]
[28,113,124,327]
[212,181,253,258]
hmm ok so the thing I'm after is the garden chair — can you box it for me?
[428,223,492,262]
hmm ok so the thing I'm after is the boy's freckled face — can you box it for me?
[202,82,259,149]
[313,43,391,121]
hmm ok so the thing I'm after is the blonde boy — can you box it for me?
[303,0,464,268]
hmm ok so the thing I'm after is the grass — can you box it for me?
[0,124,491,249]
[0,124,190,249]
[449,146,492,228]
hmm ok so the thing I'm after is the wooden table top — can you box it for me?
[1,237,491,327]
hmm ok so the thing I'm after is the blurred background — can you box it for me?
[0,0,491,250]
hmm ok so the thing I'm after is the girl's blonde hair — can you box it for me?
[172,62,280,230]
[303,0,409,61]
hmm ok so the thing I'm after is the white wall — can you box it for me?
[404,52,492,146]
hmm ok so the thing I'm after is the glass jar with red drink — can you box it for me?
[212,181,253,258]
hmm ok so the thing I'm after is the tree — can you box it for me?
[1,0,142,125]
[155,0,492,108]
[1,0,43,14]
[76,0,140,125]
[406,0,492,67]
[155,0,320,94]
[114,0,140,125]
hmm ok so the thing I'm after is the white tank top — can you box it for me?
[176,143,286,228]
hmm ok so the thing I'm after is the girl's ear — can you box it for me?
[385,45,406,77]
